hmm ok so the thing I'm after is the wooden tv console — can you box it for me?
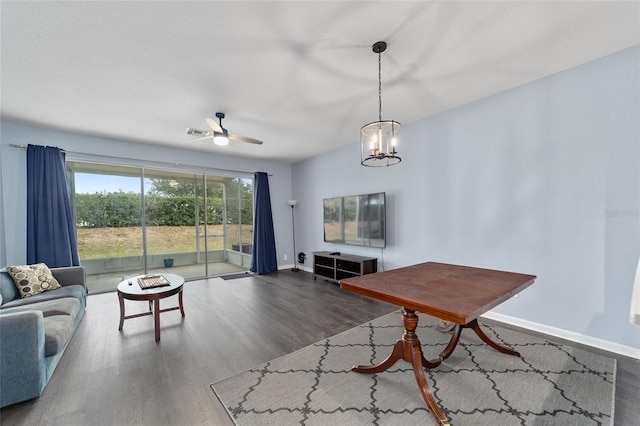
[313,251,378,283]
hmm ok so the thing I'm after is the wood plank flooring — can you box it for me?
[0,270,638,425]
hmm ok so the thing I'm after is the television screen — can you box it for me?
[323,197,342,243]
[323,192,385,248]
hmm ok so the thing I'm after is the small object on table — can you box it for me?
[137,274,171,290]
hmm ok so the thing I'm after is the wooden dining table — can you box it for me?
[340,261,536,426]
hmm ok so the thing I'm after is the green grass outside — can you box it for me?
[77,225,253,259]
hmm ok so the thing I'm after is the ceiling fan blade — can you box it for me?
[205,117,223,133]
[188,135,213,143]
[229,134,264,145]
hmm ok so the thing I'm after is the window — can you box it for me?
[67,161,253,293]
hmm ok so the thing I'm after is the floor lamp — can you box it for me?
[288,199,300,271]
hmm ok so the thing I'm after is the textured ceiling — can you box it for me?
[2,1,639,163]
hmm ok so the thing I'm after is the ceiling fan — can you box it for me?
[186,112,263,146]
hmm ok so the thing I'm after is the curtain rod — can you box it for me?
[8,144,272,177]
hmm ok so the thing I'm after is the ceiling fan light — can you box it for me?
[214,127,230,145]
[213,134,229,146]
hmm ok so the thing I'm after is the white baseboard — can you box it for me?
[270,267,639,359]
[482,311,640,360]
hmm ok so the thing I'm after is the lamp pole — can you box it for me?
[287,200,299,271]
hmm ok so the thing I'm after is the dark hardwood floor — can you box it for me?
[1,270,638,425]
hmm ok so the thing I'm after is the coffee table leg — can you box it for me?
[118,292,125,331]
[154,296,161,342]
[178,289,185,317]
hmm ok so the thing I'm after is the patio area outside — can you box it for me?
[86,260,249,293]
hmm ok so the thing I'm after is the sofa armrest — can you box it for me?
[0,311,47,407]
[51,266,86,291]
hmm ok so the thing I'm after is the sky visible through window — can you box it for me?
[74,173,145,194]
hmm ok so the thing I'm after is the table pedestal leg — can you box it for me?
[468,319,520,356]
[438,324,462,361]
[352,309,449,426]
[438,319,520,361]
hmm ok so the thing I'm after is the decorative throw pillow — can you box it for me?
[6,263,62,298]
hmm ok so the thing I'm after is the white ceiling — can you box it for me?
[2,1,639,163]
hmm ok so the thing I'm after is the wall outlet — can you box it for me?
[284,254,288,261]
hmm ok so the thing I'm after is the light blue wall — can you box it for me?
[292,46,640,350]
[1,46,638,351]
[0,123,294,269]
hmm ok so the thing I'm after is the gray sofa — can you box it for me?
[0,266,87,408]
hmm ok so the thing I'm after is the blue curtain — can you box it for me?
[27,144,80,267]
[250,172,278,274]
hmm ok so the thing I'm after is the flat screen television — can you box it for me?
[323,192,385,248]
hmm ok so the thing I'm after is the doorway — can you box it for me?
[67,161,253,293]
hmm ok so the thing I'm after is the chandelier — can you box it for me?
[360,41,401,167]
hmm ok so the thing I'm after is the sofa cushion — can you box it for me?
[42,314,76,357]
[6,264,61,298]
[0,269,20,305]
[0,285,86,310]
[0,297,81,319]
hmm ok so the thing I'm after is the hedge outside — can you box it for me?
[75,192,252,228]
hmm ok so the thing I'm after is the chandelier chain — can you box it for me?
[378,50,382,122]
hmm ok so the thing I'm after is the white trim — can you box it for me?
[482,311,640,360]
[271,267,640,359]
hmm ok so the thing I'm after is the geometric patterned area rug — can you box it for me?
[211,311,616,426]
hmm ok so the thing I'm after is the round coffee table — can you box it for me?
[117,273,185,342]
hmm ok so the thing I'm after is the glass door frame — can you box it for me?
[67,159,254,293]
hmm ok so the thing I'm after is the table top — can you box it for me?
[340,262,536,324]
[117,273,185,297]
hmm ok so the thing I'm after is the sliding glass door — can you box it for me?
[67,161,252,293]
[143,170,207,279]
[68,163,145,293]
[223,177,253,267]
